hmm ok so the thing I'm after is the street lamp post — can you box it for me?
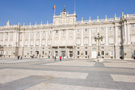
[94,32,103,62]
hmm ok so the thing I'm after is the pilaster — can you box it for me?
[73,29,76,45]
[28,32,30,47]
[127,24,131,44]
[105,27,108,45]
[81,28,84,46]
[89,28,92,46]
[115,24,118,45]
[22,31,24,47]
[124,22,127,44]
[46,31,48,47]
[34,31,36,47]
[3,32,5,46]
[7,32,10,46]
[40,31,42,46]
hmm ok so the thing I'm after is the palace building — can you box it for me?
[0,8,135,60]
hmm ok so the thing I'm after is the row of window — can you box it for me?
[77,51,88,56]
[76,51,113,56]
[1,24,134,35]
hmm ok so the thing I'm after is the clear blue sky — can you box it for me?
[0,0,135,26]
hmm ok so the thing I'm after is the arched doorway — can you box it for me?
[92,48,97,59]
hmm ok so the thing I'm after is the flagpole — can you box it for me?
[54,6,56,14]
[54,6,56,16]
[54,7,55,15]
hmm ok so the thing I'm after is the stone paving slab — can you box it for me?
[26,83,118,90]
[0,59,39,63]
[44,60,95,67]
[0,59,135,90]
[104,63,135,69]
[0,69,88,84]
[111,74,135,83]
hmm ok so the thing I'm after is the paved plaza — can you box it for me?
[0,58,135,90]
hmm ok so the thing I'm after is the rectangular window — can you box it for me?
[101,27,104,31]
[118,27,121,30]
[77,29,80,32]
[101,47,104,49]
[85,51,87,55]
[77,39,81,45]
[85,28,88,32]
[77,51,80,55]
[50,31,52,34]
[92,28,96,32]
[131,24,134,27]
[42,51,44,55]
[55,51,58,56]
[109,51,113,56]
[56,30,58,33]
[0,51,1,55]
[101,51,104,55]
[37,32,39,36]
[109,27,112,30]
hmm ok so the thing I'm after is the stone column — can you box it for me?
[73,46,76,59]
[124,22,127,44]
[115,46,120,59]
[16,31,19,47]
[28,32,30,47]
[127,24,131,44]
[105,27,108,45]
[66,46,68,58]
[58,46,60,57]
[13,31,15,46]
[73,29,76,45]
[3,32,5,46]
[22,31,24,47]
[89,28,92,46]
[81,28,84,46]
[115,25,118,45]
[52,30,54,45]
[34,31,36,47]
[40,31,42,47]
[46,31,48,47]
[7,32,10,46]
[66,30,68,45]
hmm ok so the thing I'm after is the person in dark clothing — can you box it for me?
[55,56,56,61]
[18,56,20,60]
[21,56,22,60]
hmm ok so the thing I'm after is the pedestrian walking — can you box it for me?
[55,56,56,61]
[21,56,22,60]
[60,56,62,61]
[18,56,20,60]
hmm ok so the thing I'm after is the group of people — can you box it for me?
[54,56,62,61]
[18,56,22,60]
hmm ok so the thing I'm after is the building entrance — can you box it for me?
[61,51,66,58]
[55,51,58,58]
[69,51,73,58]
[35,51,39,58]
[92,49,97,59]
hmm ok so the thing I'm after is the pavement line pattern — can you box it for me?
[0,60,39,63]
[0,69,88,84]
[111,74,135,83]
[104,63,135,68]
[26,83,118,90]
[44,60,95,66]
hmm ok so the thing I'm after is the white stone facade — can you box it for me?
[0,9,135,60]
